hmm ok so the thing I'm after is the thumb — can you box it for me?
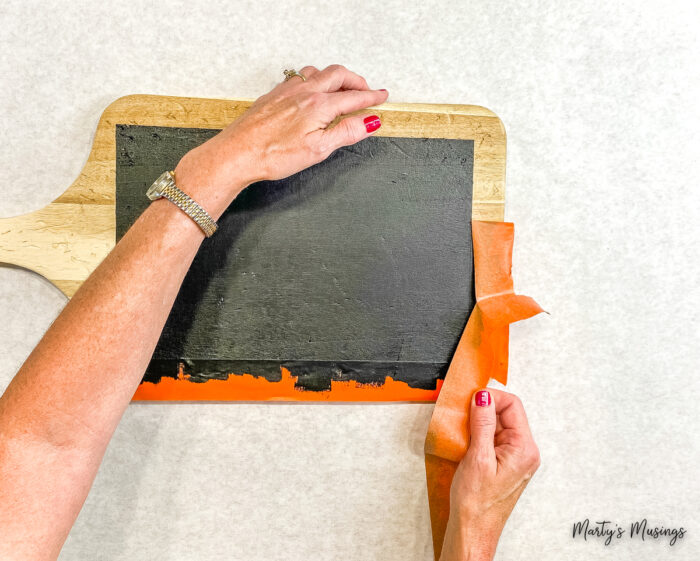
[469,389,497,454]
[322,113,381,152]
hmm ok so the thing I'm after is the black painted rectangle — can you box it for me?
[116,125,475,392]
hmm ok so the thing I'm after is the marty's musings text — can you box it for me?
[572,518,686,546]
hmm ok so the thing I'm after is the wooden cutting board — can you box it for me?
[0,94,506,401]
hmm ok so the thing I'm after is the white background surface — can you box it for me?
[1,1,698,559]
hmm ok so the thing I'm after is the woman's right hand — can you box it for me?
[173,64,388,220]
[440,389,541,561]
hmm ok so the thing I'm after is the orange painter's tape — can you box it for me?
[424,220,543,559]
[133,365,444,402]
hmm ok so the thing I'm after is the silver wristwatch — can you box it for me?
[146,170,218,237]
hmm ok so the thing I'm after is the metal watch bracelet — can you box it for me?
[146,170,218,237]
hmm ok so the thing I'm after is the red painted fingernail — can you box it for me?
[475,390,491,407]
[379,88,388,91]
[364,115,381,133]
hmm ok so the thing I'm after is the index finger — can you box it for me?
[324,89,388,119]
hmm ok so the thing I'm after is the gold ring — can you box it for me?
[283,69,307,82]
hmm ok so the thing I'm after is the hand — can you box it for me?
[173,64,388,219]
[440,389,541,561]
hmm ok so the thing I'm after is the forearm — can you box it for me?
[0,159,248,558]
[0,63,387,559]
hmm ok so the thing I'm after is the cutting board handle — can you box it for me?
[0,96,131,297]
[0,206,54,273]
[0,178,116,298]
[0,198,112,298]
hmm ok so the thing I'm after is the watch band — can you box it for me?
[146,171,218,237]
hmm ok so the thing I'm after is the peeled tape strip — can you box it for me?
[424,220,543,559]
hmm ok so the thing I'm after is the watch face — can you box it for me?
[146,171,171,200]
[146,183,161,200]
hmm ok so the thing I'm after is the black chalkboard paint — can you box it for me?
[116,125,475,393]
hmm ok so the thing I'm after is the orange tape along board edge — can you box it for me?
[424,220,543,559]
[133,365,444,402]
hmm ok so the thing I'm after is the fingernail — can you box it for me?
[475,390,491,407]
[364,115,381,133]
[379,88,388,91]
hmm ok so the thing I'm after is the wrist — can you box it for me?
[439,510,502,561]
[173,142,258,220]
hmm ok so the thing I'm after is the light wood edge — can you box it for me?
[0,94,505,298]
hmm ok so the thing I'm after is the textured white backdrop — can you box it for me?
[1,1,698,559]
